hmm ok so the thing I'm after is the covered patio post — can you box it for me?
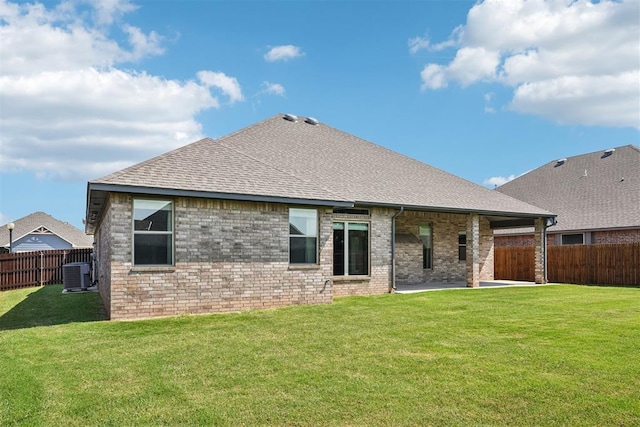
[534,217,546,284]
[466,213,480,287]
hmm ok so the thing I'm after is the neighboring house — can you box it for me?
[0,211,94,253]
[85,113,554,320]
[495,145,640,247]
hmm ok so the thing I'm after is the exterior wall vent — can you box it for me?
[556,158,567,166]
[603,148,615,157]
[283,113,298,122]
[304,117,319,125]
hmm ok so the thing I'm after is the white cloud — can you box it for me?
[0,212,9,226]
[483,175,516,188]
[0,0,242,181]
[419,0,640,128]
[483,92,496,113]
[197,71,244,103]
[447,47,500,86]
[408,36,430,54]
[260,81,286,96]
[420,64,448,90]
[92,0,138,26]
[264,45,304,62]
[409,26,463,54]
[511,71,639,128]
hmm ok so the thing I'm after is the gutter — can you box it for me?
[355,200,553,219]
[390,206,404,292]
[543,216,557,284]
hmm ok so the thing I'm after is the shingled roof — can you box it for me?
[497,145,640,233]
[87,114,553,232]
[0,211,93,248]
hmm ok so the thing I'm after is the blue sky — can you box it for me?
[1,0,638,231]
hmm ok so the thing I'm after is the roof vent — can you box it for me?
[602,148,615,157]
[556,158,567,166]
[304,117,319,125]
[283,113,298,122]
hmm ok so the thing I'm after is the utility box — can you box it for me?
[63,262,90,290]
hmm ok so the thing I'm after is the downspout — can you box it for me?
[390,206,404,292]
[543,216,556,284]
[542,218,548,284]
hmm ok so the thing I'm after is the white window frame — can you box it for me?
[333,221,370,277]
[132,199,174,266]
[288,208,318,264]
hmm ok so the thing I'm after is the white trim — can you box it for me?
[132,198,175,266]
[288,207,319,265]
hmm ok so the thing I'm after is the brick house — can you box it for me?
[85,114,554,320]
[495,145,640,247]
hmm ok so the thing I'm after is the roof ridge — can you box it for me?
[316,119,550,213]
[215,116,348,202]
[558,144,638,161]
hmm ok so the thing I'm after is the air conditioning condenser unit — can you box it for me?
[63,262,91,290]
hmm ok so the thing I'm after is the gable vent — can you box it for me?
[603,148,615,157]
[556,158,567,166]
[304,117,319,125]
[283,113,298,122]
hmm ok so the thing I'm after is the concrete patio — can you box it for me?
[395,280,553,294]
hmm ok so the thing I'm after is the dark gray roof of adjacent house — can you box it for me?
[87,114,553,232]
[0,211,93,248]
[497,145,640,233]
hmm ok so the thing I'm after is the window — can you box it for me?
[333,222,369,276]
[420,224,432,269]
[561,233,584,245]
[133,199,173,265]
[289,208,318,264]
[458,232,466,261]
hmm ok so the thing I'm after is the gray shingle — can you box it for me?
[497,145,640,232]
[0,212,93,248]
[92,114,552,217]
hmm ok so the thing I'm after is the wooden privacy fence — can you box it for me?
[0,248,92,291]
[495,243,640,286]
[494,246,535,282]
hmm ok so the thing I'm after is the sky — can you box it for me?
[0,0,638,231]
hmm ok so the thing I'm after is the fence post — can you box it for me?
[40,251,44,286]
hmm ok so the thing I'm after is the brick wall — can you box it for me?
[332,208,393,296]
[394,211,493,285]
[101,197,396,319]
[95,195,113,318]
[592,229,640,244]
[104,194,334,320]
[494,234,535,247]
[98,194,501,319]
[497,229,640,247]
[478,216,494,281]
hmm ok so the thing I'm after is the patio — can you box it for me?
[395,280,552,294]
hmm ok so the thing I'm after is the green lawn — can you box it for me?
[0,285,638,426]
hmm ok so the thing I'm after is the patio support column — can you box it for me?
[466,213,480,288]
[534,217,546,284]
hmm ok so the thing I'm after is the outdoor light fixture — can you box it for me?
[7,222,14,253]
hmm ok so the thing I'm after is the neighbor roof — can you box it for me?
[0,211,93,248]
[87,114,553,232]
[497,145,640,233]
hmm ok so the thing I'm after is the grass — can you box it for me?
[0,285,638,426]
